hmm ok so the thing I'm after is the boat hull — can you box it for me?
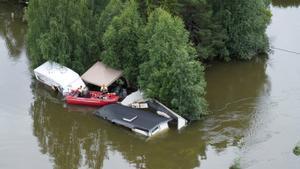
[65,91,119,107]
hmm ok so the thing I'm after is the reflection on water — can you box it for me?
[206,57,270,111]
[30,81,206,169]
[272,0,300,7]
[202,57,270,149]
[0,1,26,58]
[29,57,269,169]
[31,82,107,169]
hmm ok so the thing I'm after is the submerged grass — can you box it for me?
[229,158,241,169]
[294,141,300,156]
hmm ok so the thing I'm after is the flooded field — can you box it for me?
[0,1,300,169]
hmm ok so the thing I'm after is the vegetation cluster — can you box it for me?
[294,141,300,156]
[27,0,271,120]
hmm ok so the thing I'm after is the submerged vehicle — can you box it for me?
[65,91,119,107]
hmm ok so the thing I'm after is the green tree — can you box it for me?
[272,0,300,8]
[140,0,271,60]
[96,0,124,52]
[143,0,179,12]
[174,0,227,61]
[90,0,110,13]
[211,0,271,59]
[139,8,207,120]
[102,0,143,85]
[137,0,228,61]
[27,0,100,73]
[27,0,54,67]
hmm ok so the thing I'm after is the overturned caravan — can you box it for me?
[95,104,171,137]
[34,61,86,95]
[121,90,188,130]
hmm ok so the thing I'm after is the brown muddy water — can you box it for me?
[0,1,300,169]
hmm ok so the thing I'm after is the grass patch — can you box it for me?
[229,158,241,169]
[294,141,300,156]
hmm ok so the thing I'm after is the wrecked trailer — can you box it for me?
[95,104,171,137]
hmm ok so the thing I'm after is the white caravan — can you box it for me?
[34,61,85,95]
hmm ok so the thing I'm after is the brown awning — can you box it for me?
[81,61,122,87]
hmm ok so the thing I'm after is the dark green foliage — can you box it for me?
[145,0,271,60]
[211,0,272,60]
[141,0,179,13]
[178,0,228,61]
[27,0,272,69]
[139,8,207,120]
[272,0,300,8]
[102,0,143,85]
[139,0,228,61]
[27,0,99,73]
[90,0,110,13]
[96,0,124,52]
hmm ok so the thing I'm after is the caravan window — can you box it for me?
[151,126,159,134]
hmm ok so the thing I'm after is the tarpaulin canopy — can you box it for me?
[81,61,122,87]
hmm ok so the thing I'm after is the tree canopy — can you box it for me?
[210,0,272,59]
[102,0,143,85]
[138,8,207,120]
[27,0,100,73]
[144,0,271,60]
[96,0,124,52]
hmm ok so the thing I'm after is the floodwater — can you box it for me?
[0,1,300,169]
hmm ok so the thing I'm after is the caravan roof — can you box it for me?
[34,61,85,94]
[95,104,171,136]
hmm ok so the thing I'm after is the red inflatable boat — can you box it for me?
[65,91,119,107]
